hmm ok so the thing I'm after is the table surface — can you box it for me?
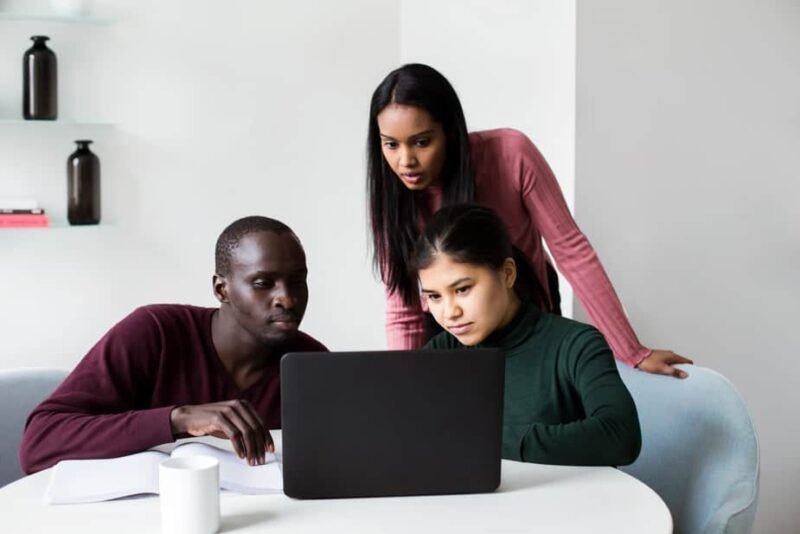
[0,431,672,534]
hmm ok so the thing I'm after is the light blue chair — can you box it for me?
[0,368,67,487]
[617,363,759,534]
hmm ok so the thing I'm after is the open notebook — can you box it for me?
[45,441,283,504]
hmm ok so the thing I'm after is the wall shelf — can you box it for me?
[0,223,113,232]
[1,9,117,233]
[0,118,115,127]
[0,224,117,237]
[0,12,112,25]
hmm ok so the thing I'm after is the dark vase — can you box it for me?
[23,36,58,120]
[67,140,101,225]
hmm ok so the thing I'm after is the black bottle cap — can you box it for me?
[31,36,50,42]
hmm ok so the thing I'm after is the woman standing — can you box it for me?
[367,63,691,377]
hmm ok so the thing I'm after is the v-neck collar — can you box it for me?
[204,310,280,396]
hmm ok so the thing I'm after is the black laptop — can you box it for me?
[280,349,504,499]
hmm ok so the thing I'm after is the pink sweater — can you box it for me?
[385,128,651,367]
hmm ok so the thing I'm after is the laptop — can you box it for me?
[280,349,505,499]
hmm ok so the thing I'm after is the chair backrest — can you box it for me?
[0,368,67,487]
[617,363,759,534]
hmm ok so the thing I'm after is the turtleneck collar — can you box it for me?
[477,299,540,351]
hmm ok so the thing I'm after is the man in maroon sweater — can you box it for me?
[19,216,327,474]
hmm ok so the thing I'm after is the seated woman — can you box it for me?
[415,204,641,466]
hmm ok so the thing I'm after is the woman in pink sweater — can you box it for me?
[367,63,691,377]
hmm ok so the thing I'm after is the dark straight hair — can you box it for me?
[367,63,474,305]
[412,204,546,309]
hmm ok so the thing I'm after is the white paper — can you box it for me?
[45,450,165,504]
[45,442,283,504]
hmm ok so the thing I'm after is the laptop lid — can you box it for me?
[280,349,504,499]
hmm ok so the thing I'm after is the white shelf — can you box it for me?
[0,223,113,231]
[1,10,117,234]
[0,118,115,127]
[0,12,112,25]
[0,224,120,253]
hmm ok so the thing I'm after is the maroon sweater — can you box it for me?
[19,304,327,474]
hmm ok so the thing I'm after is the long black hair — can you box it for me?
[412,204,546,309]
[367,63,474,305]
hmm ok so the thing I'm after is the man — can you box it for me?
[20,216,326,474]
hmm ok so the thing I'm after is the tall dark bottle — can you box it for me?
[23,35,58,120]
[67,140,101,225]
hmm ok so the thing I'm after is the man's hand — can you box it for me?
[170,400,274,465]
[636,349,694,379]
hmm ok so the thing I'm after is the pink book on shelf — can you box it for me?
[0,213,49,228]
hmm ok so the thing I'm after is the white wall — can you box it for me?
[576,1,800,532]
[1,0,576,370]
[0,0,398,367]
[399,0,577,317]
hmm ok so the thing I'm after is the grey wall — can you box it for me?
[576,1,800,532]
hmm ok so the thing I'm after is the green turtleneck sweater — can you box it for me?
[424,302,641,466]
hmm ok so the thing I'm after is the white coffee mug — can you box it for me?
[159,455,220,534]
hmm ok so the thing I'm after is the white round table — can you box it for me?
[0,432,672,533]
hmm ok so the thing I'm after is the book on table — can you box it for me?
[0,211,49,228]
[0,208,45,214]
[45,441,283,504]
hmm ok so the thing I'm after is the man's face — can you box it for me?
[219,230,309,345]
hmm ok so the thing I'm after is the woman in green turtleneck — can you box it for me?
[414,204,641,466]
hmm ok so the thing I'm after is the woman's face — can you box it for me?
[376,103,447,191]
[418,253,519,346]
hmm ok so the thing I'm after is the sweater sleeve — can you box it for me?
[511,131,651,366]
[19,308,177,474]
[502,327,642,466]
[385,285,426,350]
